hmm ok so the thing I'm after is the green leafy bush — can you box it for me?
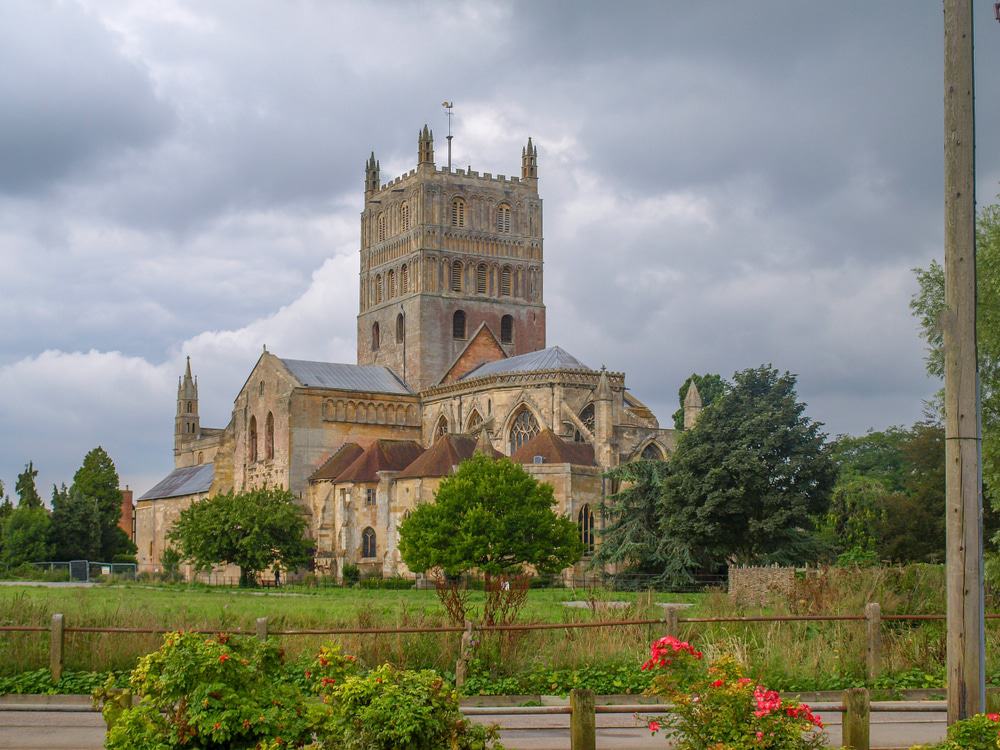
[341,563,360,586]
[357,575,414,590]
[912,713,1000,749]
[0,669,127,695]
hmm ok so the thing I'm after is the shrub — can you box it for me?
[913,713,1000,750]
[358,575,414,590]
[341,563,360,587]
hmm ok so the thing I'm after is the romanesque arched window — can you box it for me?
[401,202,410,231]
[453,309,466,339]
[387,269,396,299]
[477,263,488,294]
[396,313,404,344]
[186,400,192,413]
[434,415,449,442]
[400,263,409,293]
[450,260,463,292]
[249,415,258,463]
[641,443,665,461]
[197,451,203,464]
[362,527,376,558]
[500,266,512,296]
[377,213,386,241]
[467,410,483,432]
[265,412,274,460]
[374,274,383,304]
[451,198,465,227]
[575,403,595,443]
[372,322,380,351]
[259,381,265,396]
[578,504,595,555]
[497,203,511,233]
[508,407,540,454]
[500,314,513,344]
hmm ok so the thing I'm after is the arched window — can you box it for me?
[500,266,512,296]
[387,269,396,299]
[575,403,595,443]
[450,260,463,292]
[265,412,274,460]
[467,410,483,432]
[197,451,203,464]
[401,202,410,231]
[476,263,488,294]
[377,213,386,241]
[500,315,513,344]
[400,263,409,293]
[248,415,258,463]
[641,443,665,461]
[453,309,466,339]
[497,203,511,233]
[259,381,265,396]
[372,322,380,351]
[374,274,383,304]
[578,504,595,555]
[434,415,449,442]
[186,400,192,413]
[508,407,540,454]
[395,313,404,344]
[362,527,376,558]
[451,198,465,227]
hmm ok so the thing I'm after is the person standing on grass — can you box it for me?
[273,565,281,587]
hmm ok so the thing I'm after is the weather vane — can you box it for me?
[442,101,454,170]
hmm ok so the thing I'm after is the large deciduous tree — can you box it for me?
[48,484,101,562]
[1,506,51,568]
[398,455,582,624]
[659,365,836,582]
[168,487,311,586]
[15,462,42,509]
[592,459,670,574]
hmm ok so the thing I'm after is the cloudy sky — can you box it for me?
[1,0,998,497]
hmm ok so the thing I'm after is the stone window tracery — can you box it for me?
[434,415,449,442]
[575,403,595,443]
[578,504,595,555]
[508,407,540,454]
[362,527,376,558]
[500,315,513,344]
[641,443,664,460]
[467,410,483,432]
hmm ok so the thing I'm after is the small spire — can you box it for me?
[474,428,494,456]
[521,137,538,180]
[184,355,192,380]
[263,343,267,353]
[595,366,612,401]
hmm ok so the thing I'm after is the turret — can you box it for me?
[175,356,200,451]
[521,137,538,180]
[683,380,703,430]
[418,125,434,167]
[594,366,615,469]
[364,152,380,197]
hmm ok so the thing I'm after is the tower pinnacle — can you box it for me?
[418,125,434,166]
[521,137,538,180]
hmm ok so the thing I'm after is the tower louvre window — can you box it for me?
[401,202,410,231]
[452,309,466,339]
[387,269,396,299]
[500,315,513,344]
[374,274,383,304]
[451,198,465,227]
[400,263,409,293]
[508,407,540,454]
[377,213,386,241]
[372,322,380,351]
[500,266,512,296]
[476,264,487,294]
[497,204,511,233]
[450,260,463,292]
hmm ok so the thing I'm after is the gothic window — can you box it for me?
[186,400,192,413]
[476,263,488,294]
[375,274,383,304]
[400,263,409,293]
[500,315,513,344]
[508,407,540,454]
[500,266,512,296]
[377,213,386,241]
[258,381,265,396]
[453,309,466,339]
[467,410,483,432]
[641,443,665,461]
[578,504,595,555]
[497,203,511,233]
[362,527,376,558]
[387,269,396,298]
[372,322,380,351]
[249,415,258,463]
[451,198,465,227]
[401,202,410,231]
[365,488,376,507]
[575,403,595,443]
[197,451,203,464]
[395,313,404,344]
[450,260,463,292]
[265,412,274,460]
[434,415,449,442]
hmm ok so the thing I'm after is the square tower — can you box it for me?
[357,127,546,391]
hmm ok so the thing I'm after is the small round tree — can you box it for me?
[398,454,582,624]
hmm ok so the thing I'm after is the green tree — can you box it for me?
[168,487,311,586]
[15,462,42,509]
[2,506,51,567]
[823,476,889,564]
[592,459,670,574]
[911,199,1000,506]
[828,427,909,492]
[659,365,837,582]
[48,484,101,561]
[672,373,727,430]
[0,489,12,561]
[71,447,125,560]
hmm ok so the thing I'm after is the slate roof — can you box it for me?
[333,440,425,483]
[396,434,502,480]
[310,443,365,482]
[511,429,596,467]
[139,463,214,501]
[280,358,412,394]
[459,346,591,381]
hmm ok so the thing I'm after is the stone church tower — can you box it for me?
[175,356,199,452]
[356,126,546,390]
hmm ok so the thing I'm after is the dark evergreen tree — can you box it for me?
[71,447,124,560]
[592,460,670,574]
[15,462,42,509]
[49,484,101,561]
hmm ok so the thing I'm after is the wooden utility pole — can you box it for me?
[943,0,985,724]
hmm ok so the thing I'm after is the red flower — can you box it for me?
[213,722,221,731]
[711,679,724,688]
[648,720,661,733]
[218,653,230,663]
[989,713,1000,722]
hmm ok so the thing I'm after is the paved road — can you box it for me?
[0,704,948,749]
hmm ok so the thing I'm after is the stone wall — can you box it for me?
[728,565,797,606]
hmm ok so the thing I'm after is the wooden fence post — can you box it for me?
[455,620,473,688]
[256,617,268,642]
[864,602,881,682]
[842,687,870,750]
[664,605,680,638]
[569,688,596,750]
[50,613,64,683]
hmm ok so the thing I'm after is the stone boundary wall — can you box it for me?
[727,565,796,606]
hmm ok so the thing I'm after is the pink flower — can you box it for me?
[989,713,1000,722]
[648,720,661,733]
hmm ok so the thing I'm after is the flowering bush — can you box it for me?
[912,712,1000,750]
[642,636,827,750]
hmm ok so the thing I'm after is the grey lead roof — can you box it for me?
[139,463,214,501]
[460,346,592,380]
[280,359,412,394]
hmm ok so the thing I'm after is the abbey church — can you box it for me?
[136,127,698,581]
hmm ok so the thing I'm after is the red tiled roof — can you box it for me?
[511,429,596,467]
[309,443,364,482]
[333,439,425,483]
[396,433,502,480]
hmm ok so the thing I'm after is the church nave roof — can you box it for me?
[280,358,412,395]
[139,463,214,501]
[459,346,591,381]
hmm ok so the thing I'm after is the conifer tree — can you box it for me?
[15,462,42,509]
[49,484,101,561]
[71,447,128,560]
